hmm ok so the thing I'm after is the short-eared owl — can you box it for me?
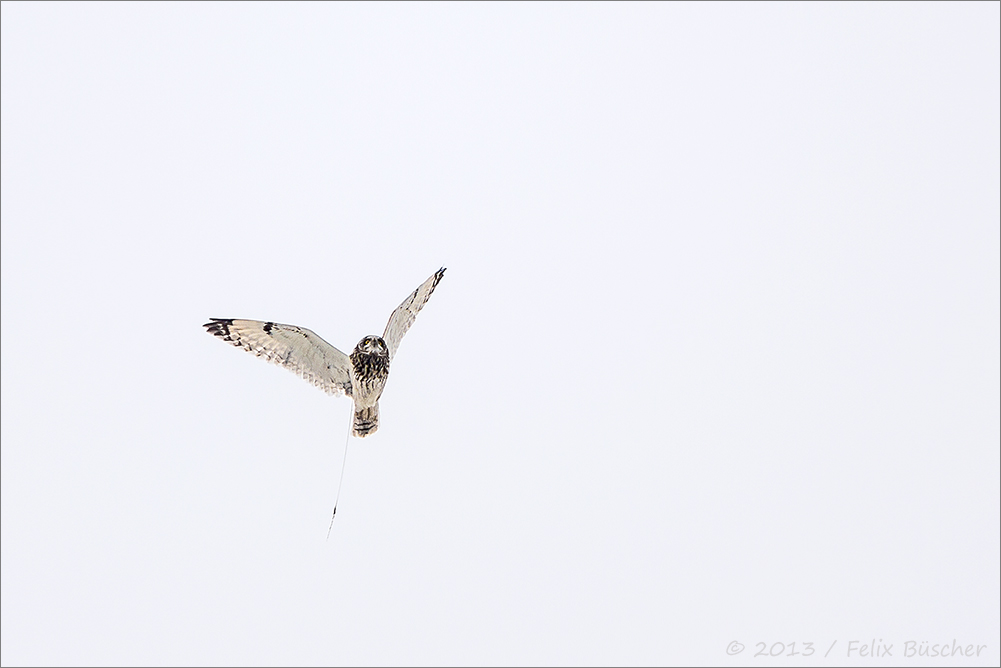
[204,268,445,437]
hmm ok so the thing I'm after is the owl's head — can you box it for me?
[355,335,388,356]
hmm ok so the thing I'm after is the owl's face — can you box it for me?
[356,336,388,356]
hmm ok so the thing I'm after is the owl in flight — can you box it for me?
[204,268,445,437]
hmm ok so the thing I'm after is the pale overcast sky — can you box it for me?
[2,3,999,666]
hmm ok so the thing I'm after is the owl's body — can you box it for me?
[348,336,390,437]
[204,268,444,437]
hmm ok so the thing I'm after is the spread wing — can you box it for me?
[203,319,352,397]
[382,267,446,360]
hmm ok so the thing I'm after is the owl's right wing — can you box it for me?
[203,319,353,397]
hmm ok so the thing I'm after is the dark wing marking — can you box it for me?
[203,319,352,397]
[382,267,445,361]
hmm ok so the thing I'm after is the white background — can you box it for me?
[2,4,998,666]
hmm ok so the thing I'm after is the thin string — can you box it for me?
[326,419,352,540]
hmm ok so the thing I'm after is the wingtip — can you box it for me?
[203,319,235,337]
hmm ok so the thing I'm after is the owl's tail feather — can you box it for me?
[353,403,379,437]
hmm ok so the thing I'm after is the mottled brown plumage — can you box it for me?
[348,336,390,436]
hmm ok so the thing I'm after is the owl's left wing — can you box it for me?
[382,267,446,360]
[203,318,353,396]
